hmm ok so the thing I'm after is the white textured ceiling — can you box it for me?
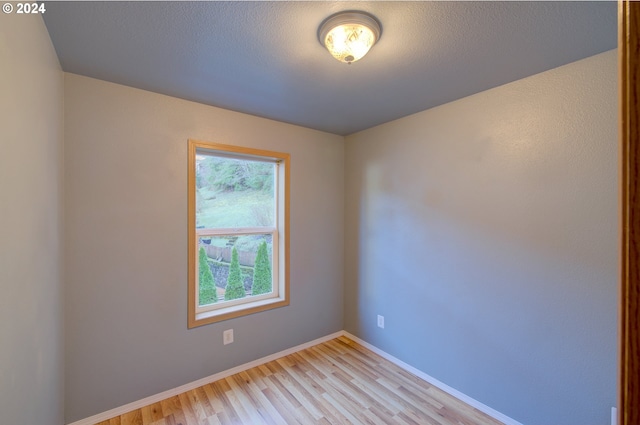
[43,1,617,135]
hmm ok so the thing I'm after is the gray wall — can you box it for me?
[63,74,344,422]
[0,14,65,425]
[344,50,618,425]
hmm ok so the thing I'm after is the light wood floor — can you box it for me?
[96,336,504,425]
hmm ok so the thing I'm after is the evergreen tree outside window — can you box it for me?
[198,246,217,304]
[224,247,246,300]
[188,140,289,327]
[252,241,272,296]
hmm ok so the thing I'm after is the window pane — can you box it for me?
[195,155,275,228]
[198,234,273,307]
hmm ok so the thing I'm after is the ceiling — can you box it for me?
[43,1,617,136]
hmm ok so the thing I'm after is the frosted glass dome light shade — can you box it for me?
[318,11,382,64]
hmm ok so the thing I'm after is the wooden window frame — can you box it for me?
[187,139,290,328]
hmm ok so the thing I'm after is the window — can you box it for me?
[188,140,289,327]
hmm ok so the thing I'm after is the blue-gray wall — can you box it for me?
[344,50,618,425]
[0,13,65,425]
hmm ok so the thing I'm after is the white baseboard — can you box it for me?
[342,331,524,425]
[67,329,522,425]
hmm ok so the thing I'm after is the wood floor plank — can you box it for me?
[261,387,305,424]
[265,373,318,424]
[93,337,505,425]
[171,410,190,425]
[140,401,164,424]
[321,392,361,424]
[224,375,269,424]
[120,409,143,425]
[177,391,200,425]
[194,385,216,418]
[289,362,353,423]
[278,357,351,424]
[209,380,243,424]
[159,395,182,417]
[272,358,325,420]
[232,371,282,425]
[202,383,225,414]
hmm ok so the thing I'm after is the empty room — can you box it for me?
[1,2,631,425]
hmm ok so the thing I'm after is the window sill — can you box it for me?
[188,296,289,328]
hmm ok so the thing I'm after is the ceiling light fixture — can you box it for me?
[318,11,382,64]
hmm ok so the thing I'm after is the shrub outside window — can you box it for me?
[188,140,289,327]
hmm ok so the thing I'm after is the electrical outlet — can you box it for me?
[223,329,234,345]
[377,315,384,329]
